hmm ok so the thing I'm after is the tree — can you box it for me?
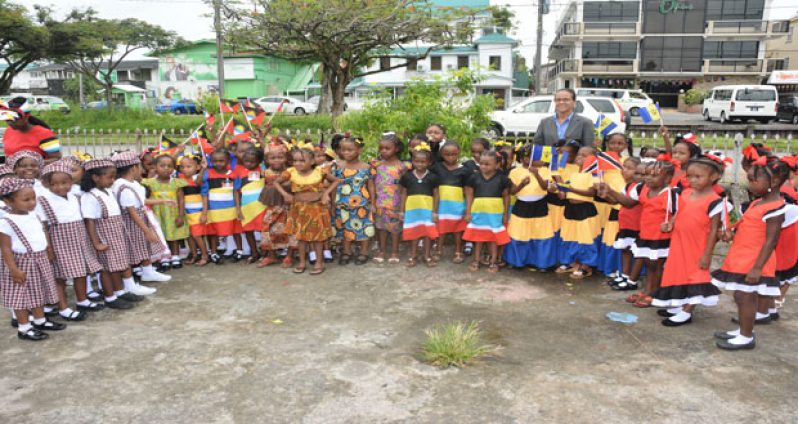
[233,0,482,128]
[490,7,515,33]
[48,10,180,111]
[0,1,50,94]
[63,74,101,103]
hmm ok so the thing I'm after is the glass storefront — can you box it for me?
[642,0,707,34]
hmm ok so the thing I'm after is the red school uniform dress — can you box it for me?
[712,197,786,296]
[652,189,728,308]
[776,190,798,286]
[631,184,678,260]
[613,183,643,250]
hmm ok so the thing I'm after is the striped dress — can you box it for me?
[432,162,468,234]
[181,174,206,236]
[558,171,600,267]
[400,170,439,241]
[504,166,557,268]
[201,168,243,236]
[462,172,511,245]
[238,167,267,233]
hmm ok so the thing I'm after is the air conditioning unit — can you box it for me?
[416,65,425,72]
[447,64,454,70]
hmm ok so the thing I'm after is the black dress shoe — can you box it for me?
[770,312,780,321]
[657,309,676,318]
[104,299,134,310]
[10,318,17,328]
[731,315,771,325]
[32,320,67,331]
[716,336,756,350]
[18,328,48,341]
[77,302,105,312]
[43,308,59,318]
[119,292,143,302]
[714,330,736,340]
[661,316,692,327]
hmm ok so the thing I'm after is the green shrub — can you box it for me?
[421,320,498,368]
[684,88,707,106]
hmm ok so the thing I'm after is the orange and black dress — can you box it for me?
[283,167,333,242]
[776,186,798,285]
[631,185,678,260]
[712,197,785,296]
[652,189,728,308]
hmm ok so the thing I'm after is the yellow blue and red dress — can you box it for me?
[400,170,439,241]
[432,162,468,235]
[201,167,243,236]
[463,172,511,245]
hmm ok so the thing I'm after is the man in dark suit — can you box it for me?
[532,88,595,147]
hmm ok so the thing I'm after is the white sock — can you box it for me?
[171,255,180,261]
[728,334,754,345]
[755,312,770,320]
[18,322,32,333]
[667,307,683,314]
[10,310,16,320]
[77,300,92,307]
[43,306,54,313]
[142,265,155,274]
[726,328,741,337]
[309,251,317,262]
[123,277,136,291]
[59,308,75,317]
[114,290,126,297]
[105,295,117,302]
[33,317,46,325]
[769,308,778,314]
[323,250,333,260]
[669,311,692,323]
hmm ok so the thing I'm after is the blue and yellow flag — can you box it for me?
[530,144,556,163]
[638,102,661,124]
[595,113,618,137]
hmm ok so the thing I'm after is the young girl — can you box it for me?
[200,149,244,264]
[80,159,139,309]
[606,161,677,307]
[595,134,632,278]
[433,142,469,263]
[112,151,170,288]
[549,140,581,245]
[651,156,728,326]
[505,145,556,270]
[775,157,798,312]
[274,146,338,274]
[463,138,490,174]
[238,147,267,264]
[425,123,447,162]
[712,158,786,350]
[142,154,190,269]
[372,133,410,264]
[660,127,702,190]
[400,143,439,267]
[8,150,44,194]
[37,161,105,320]
[140,148,157,178]
[0,178,64,341]
[605,157,644,291]
[463,150,511,273]
[257,142,298,268]
[177,154,209,266]
[333,137,376,265]
[554,146,600,279]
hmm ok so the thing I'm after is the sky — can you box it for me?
[19,0,798,64]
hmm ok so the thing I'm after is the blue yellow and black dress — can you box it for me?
[504,166,557,268]
[463,172,511,245]
[400,170,439,241]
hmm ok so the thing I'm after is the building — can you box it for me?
[766,15,798,70]
[153,40,316,102]
[548,0,791,107]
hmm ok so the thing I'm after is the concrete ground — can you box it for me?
[2,253,797,423]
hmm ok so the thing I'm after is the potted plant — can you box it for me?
[679,88,706,113]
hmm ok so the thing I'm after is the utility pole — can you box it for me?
[78,72,85,108]
[213,0,225,97]
[534,0,544,94]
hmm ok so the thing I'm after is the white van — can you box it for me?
[702,85,778,124]
[575,88,654,116]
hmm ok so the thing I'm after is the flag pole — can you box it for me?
[239,101,254,132]
[181,122,206,145]
[218,99,225,129]
[216,115,235,144]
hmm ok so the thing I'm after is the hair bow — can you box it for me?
[494,140,511,147]
[656,153,680,166]
[742,145,760,161]
[413,142,431,152]
[297,141,315,150]
[72,150,94,162]
[753,156,769,166]
[704,152,733,169]
[513,142,524,152]
[780,155,797,170]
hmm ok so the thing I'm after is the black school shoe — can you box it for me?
[657,309,676,318]
[32,320,67,331]
[119,292,143,302]
[18,328,48,341]
[731,315,772,325]
[661,316,692,327]
[104,299,134,310]
[716,336,756,350]
[210,253,224,265]
[77,302,106,312]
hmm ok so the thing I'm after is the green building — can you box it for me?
[153,40,316,101]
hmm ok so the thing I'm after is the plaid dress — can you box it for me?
[116,184,167,265]
[0,216,59,309]
[87,192,130,272]
[37,196,103,280]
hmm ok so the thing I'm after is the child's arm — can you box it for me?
[502,187,510,226]
[175,187,185,228]
[84,219,108,252]
[698,214,721,270]
[509,175,530,195]
[746,214,785,283]
[530,167,548,191]
[463,186,474,223]
[234,188,243,222]
[432,187,440,222]
[399,187,408,221]
[367,177,377,215]
[321,173,339,206]
[144,198,176,207]
[660,126,671,157]
[568,185,596,198]
[272,174,293,203]
[0,233,25,284]
[125,206,159,243]
[42,223,55,262]
[200,173,210,223]
[600,183,639,208]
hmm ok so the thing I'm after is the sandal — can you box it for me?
[246,254,262,264]
[59,310,87,322]
[338,253,352,266]
[257,257,278,268]
[497,260,508,268]
[406,257,417,268]
[625,292,645,303]
[373,255,386,264]
[194,257,209,267]
[633,295,653,308]
[293,266,306,274]
[452,253,465,264]
[424,256,438,268]
[354,254,369,265]
[555,265,575,274]
[468,261,480,272]
[487,263,499,273]
[281,256,294,269]
[310,267,325,275]
[184,254,197,265]
[388,255,401,264]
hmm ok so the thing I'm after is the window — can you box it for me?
[706,0,765,21]
[735,89,776,101]
[379,57,391,70]
[582,42,637,59]
[431,56,442,71]
[629,92,647,100]
[457,55,469,69]
[583,1,639,22]
[117,70,129,81]
[788,27,794,43]
[703,41,759,59]
[643,0,706,34]
[640,37,702,72]
[406,57,418,71]
[586,99,617,114]
[489,56,502,70]
[522,100,551,113]
[714,90,733,100]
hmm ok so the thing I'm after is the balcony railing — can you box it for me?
[583,22,638,36]
[704,59,763,73]
[582,59,637,73]
[766,58,788,72]
[705,20,791,36]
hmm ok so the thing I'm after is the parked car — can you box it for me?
[777,94,798,125]
[236,97,265,113]
[254,96,317,115]
[575,88,654,116]
[154,99,201,115]
[307,95,348,111]
[82,101,108,110]
[702,85,779,124]
[489,95,629,137]
[1,94,71,114]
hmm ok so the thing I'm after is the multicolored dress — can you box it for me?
[504,166,557,268]
[462,172,511,245]
[180,174,206,236]
[239,168,267,233]
[201,168,243,236]
[333,166,376,241]
[400,170,439,241]
[433,162,468,234]
[260,169,297,251]
[558,171,600,267]
[142,177,189,241]
[284,167,333,242]
[373,160,410,234]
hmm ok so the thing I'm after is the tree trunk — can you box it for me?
[0,78,11,96]
[104,79,114,112]
[329,70,349,131]
[317,65,333,114]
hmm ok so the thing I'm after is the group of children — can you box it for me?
[2,121,797,351]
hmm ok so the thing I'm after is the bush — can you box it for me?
[684,88,707,106]
[421,320,498,368]
[339,68,496,158]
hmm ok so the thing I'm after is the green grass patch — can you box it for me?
[421,321,498,368]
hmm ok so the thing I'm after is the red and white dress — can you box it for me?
[0,213,59,309]
[652,189,729,307]
[712,198,786,296]
[776,190,798,286]
[80,188,130,273]
[113,179,167,265]
[631,185,678,260]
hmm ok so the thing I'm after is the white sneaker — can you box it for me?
[140,271,172,283]
[129,283,157,296]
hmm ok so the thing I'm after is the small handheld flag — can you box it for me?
[204,110,215,127]
[595,113,619,137]
[159,134,179,156]
[243,105,266,126]
[597,151,623,171]
[530,144,556,163]
[638,102,662,124]
[550,150,569,171]
[219,99,240,114]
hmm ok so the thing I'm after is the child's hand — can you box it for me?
[530,167,539,175]
[175,215,184,227]
[283,194,294,204]
[698,254,711,270]
[521,176,531,186]
[94,242,108,252]
[236,208,244,222]
[432,212,438,223]
[11,268,26,284]
[745,267,762,284]
[320,194,329,206]
[146,230,160,244]
[199,211,208,224]
[659,126,669,137]
[464,212,472,223]
[547,182,558,193]
[719,228,733,242]
[660,221,673,233]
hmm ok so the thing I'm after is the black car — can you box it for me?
[777,94,798,125]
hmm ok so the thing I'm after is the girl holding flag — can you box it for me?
[594,134,631,278]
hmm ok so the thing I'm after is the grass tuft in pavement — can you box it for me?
[422,321,498,368]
